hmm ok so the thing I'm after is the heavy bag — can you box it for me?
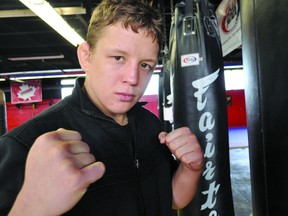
[0,89,7,136]
[241,0,288,214]
[159,51,174,133]
[169,0,234,215]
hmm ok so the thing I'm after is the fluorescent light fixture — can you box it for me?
[0,68,85,80]
[9,74,85,81]
[8,54,64,61]
[0,7,86,18]
[19,0,85,47]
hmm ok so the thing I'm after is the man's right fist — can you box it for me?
[9,128,105,216]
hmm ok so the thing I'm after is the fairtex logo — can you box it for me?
[181,53,200,67]
[192,69,221,215]
[183,56,197,63]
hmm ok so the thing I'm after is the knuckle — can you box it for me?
[180,154,190,164]
[174,148,180,157]
[34,131,55,147]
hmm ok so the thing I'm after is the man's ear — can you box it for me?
[77,42,91,72]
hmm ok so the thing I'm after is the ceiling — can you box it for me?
[0,0,100,78]
[0,0,242,80]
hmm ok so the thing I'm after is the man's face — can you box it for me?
[80,22,159,121]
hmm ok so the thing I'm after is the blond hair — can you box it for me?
[86,0,163,51]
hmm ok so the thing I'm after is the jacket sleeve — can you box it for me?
[0,136,28,216]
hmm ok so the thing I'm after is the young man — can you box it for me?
[0,0,204,215]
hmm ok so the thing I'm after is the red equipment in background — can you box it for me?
[6,90,246,132]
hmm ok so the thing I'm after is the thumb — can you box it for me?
[158,132,168,144]
[81,161,105,186]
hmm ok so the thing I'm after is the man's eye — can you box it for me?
[141,63,152,70]
[114,56,123,61]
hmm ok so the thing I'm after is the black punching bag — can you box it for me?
[0,89,7,136]
[159,48,173,133]
[169,0,234,215]
[241,0,288,215]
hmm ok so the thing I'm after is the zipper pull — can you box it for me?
[135,158,140,169]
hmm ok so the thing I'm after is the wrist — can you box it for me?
[9,188,52,216]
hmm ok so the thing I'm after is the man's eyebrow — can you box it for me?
[141,58,158,65]
[108,48,157,64]
[107,48,128,55]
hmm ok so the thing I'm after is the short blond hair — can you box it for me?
[86,0,163,51]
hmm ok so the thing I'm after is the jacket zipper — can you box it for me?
[129,118,147,216]
[135,158,140,169]
[88,111,147,214]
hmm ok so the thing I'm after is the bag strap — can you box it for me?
[185,0,194,17]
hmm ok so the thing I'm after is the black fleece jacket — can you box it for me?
[0,78,178,216]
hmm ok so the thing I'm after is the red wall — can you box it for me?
[6,99,60,131]
[6,90,246,131]
[226,90,247,128]
[140,95,159,117]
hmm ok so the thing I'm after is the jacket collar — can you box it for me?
[70,78,146,123]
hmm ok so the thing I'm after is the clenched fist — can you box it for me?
[159,127,204,171]
[159,127,204,209]
[9,128,105,216]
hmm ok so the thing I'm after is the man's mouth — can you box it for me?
[116,92,135,102]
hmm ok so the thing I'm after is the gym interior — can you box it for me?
[1,0,288,215]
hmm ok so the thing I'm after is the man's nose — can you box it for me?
[123,63,139,85]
